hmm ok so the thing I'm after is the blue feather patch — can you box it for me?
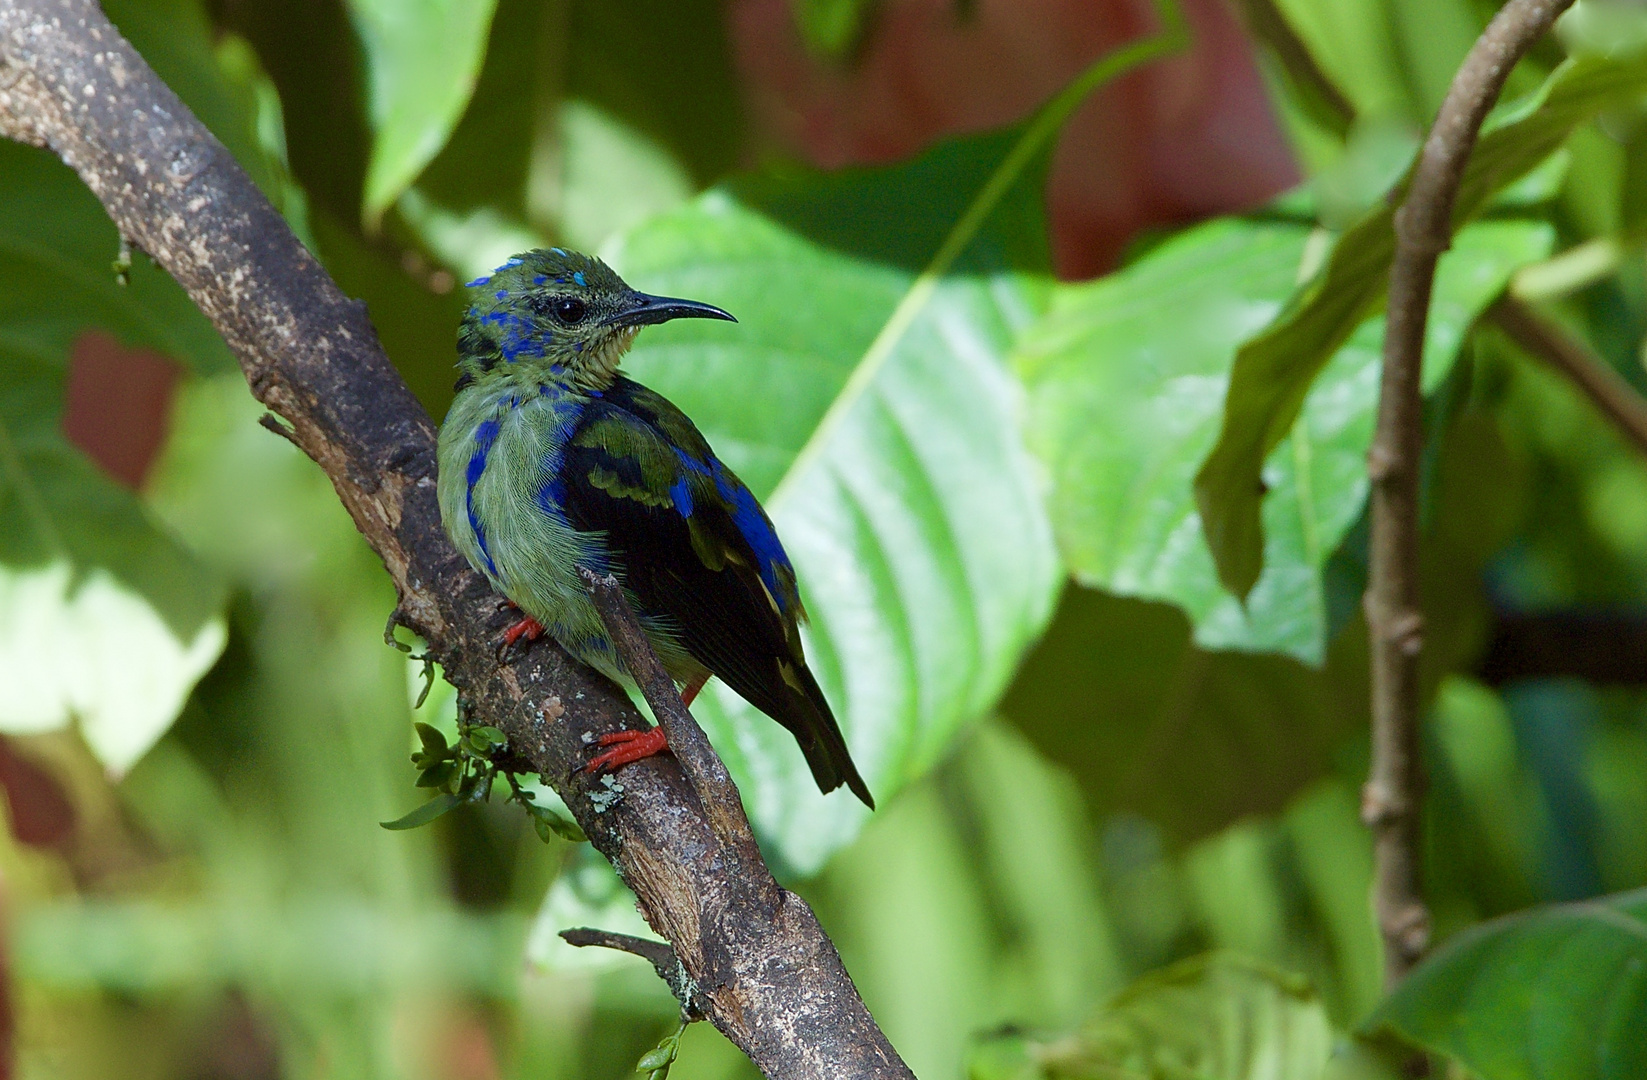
[713,464,792,608]
[670,476,694,517]
[466,419,501,575]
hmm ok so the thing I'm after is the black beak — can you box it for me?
[604,292,737,330]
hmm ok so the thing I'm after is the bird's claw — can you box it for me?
[497,613,545,659]
[585,727,670,774]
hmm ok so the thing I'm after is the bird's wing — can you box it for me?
[559,378,805,717]
[560,378,874,806]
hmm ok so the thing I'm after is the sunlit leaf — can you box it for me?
[1017,212,1548,662]
[1369,889,1647,1079]
[555,100,694,252]
[970,952,1333,1080]
[1269,0,1411,120]
[1196,51,1647,602]
[349,0,500,225]
[0,149,231,773]
[605,128,1060,873]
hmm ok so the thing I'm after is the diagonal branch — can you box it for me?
[1366,0,1576,987]
[1491,293,1647,458]
[0,1,909,1076]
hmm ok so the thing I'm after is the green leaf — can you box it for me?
[1269,0,1413,120]
[531,806,587,844]
[379,791,463,830]
[1001,587,1370,847]
[349,0,500,225]
[415,762,456,789]
[1195,50,1647,602]
[970,952,1333,1080]
[413,721,448,753]
[0,158,229,775]
[1369,889,1647,1079]
[1017,213,1549,662]
[554,100,695,253]
[635,1030,680,1072]
[787,0,879,58]
[0,143,235,377]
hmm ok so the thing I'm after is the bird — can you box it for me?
[435,248,873,808]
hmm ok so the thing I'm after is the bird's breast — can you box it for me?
[438,383,604,624]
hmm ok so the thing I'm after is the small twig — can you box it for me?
[560,928,705,1018]
[1491,294,1647,457]
[578,569,766,870]
[1367,0,1576,987]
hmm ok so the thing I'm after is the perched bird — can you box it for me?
[436,249,873,807]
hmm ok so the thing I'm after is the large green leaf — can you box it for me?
[0,150,231,773]
[349,0,499,225]
[1016,212,1548,662]
[604,130,1059,874]
[1196,51,1647,601]
[970,952,1333,1080]
[0,0,291,771]
[1369,889,1647,1079]
[0,276,224,772]
[1001,586,1369,848]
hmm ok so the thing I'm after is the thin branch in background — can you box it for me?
[1367,0,1576,987]
[1491,294,1647,458]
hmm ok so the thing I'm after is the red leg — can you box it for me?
[680,672,710,708]
[501,614,544,648]
[585,727,670,773]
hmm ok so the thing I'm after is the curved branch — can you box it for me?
[1366,0,1575,986]
[0,2,909,1076]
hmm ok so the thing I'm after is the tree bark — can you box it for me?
[0,2,911,1076]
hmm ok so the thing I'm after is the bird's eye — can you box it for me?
[554,297,587,324]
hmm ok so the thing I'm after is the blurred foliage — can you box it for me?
[3,0,1647,1077]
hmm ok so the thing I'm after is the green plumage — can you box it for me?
[435,249,873,807]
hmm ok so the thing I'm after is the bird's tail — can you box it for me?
[778,663,874,809]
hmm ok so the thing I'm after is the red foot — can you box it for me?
[585,727,670,773]
[500,613,544,650]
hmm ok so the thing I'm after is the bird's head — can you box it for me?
[455,248,734,392]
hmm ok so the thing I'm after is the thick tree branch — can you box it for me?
[0,2,909,1076]
[1367,0,1574,987]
